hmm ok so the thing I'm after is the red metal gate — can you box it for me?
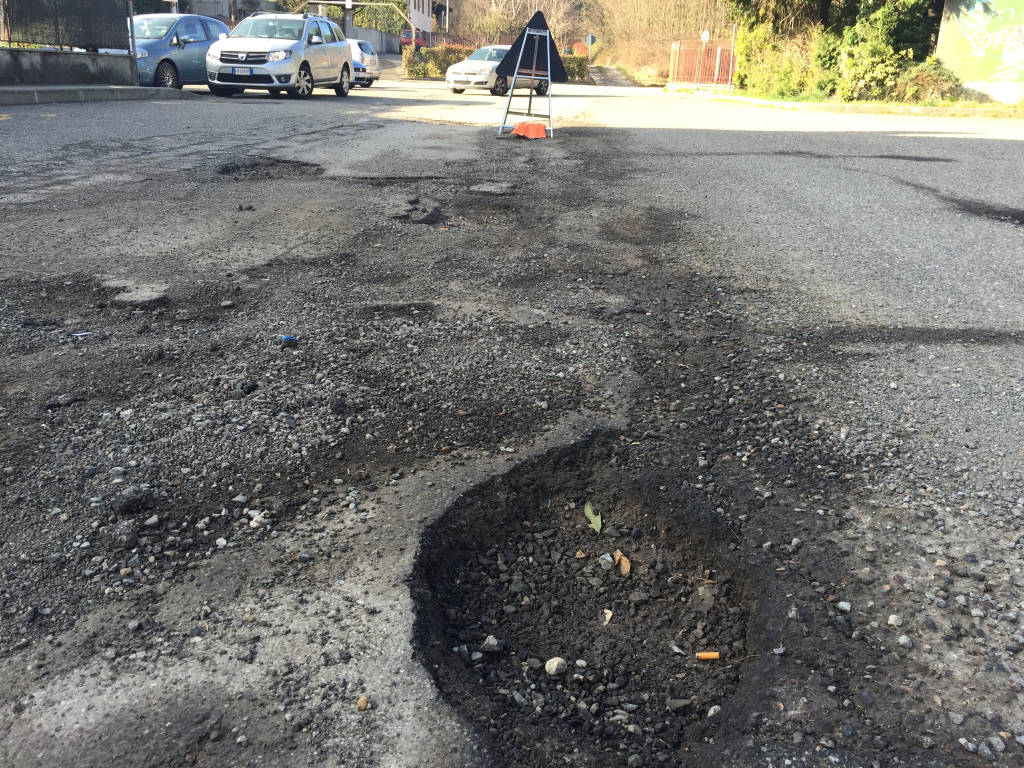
[669,38,736,86]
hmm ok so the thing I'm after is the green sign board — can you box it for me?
[936,0,1024,100]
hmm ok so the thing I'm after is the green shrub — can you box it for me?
[735,24,813,98]
[893,55,962,101]
[836,2,913,100]
[402,44,418,75]
[808,28,841,97]
[562,55,589,81]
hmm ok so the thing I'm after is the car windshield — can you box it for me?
[132,18,174,40]
[467,47,506,62]
[230,17,304,40]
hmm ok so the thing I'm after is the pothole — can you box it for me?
[216,157,324,180]
[412,438,757,766]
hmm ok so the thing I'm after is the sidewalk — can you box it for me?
[669,85,1024,118]
[0,84,198,106]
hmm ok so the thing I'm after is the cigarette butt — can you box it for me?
[696,651,720,660]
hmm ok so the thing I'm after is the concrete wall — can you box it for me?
[349,26,400,55]
[0,49,135,87]
[935,0,1024,103]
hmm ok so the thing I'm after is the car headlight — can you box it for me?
[266,50,292,62]
[136,49,148,59]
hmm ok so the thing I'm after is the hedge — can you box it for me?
[404,45,471,78]
[562,55,589,81]
[404,47,590,81]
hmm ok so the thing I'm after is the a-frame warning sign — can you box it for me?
[496,11,567,137]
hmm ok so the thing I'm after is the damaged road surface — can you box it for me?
[2,83,1024,767]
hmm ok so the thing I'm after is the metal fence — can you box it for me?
[1,0,131,49]
[668,37,737,87]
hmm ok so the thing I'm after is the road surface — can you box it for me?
[1,78,1023,767]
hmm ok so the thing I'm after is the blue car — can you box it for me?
[132,13,230,88]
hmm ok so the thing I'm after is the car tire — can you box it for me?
[451,87,465,94]
[535,80,549,96]
[156,61,181,89]
[208,84,239,97]
[289,64,314,99]
[334,65,351,97]
[490,75,509,96]
[359,79,374,88]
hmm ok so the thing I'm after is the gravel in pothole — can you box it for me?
[414,449,754,767]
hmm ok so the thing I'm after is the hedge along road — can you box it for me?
[1,79,1024,767]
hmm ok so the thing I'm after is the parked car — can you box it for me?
[205,12,353,98]
[399,30,428,48]
[445,45,549,96]
[130,13,230,88]
[349,39,382,87]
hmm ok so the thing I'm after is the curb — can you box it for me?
[0,85,200,107]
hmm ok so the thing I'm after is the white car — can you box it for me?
[446,45,549,96]
[206,12,353,98]
[349,39,382,87]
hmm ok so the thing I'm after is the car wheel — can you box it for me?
[359,79,373,88]
[334,65,351,97]
[451,87,465,94]
[269,88,282,97]
[289,65,314,99]
[155,61,180,89]
[208,84,238,97]
[490,75,509,96]
[535,80,549,96]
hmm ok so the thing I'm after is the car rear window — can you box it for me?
[358,41,375,55]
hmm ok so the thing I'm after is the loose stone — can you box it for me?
[544,657,568,677]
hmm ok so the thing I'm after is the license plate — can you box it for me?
[232,67,252,76]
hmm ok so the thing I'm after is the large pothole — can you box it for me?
[412,437,761,766]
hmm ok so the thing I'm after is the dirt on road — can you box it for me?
[1,87,1023,768]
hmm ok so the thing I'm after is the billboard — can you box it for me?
[935,0,1024,102]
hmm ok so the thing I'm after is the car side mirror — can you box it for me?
[218,32,227,39]
[309,34,323,45]
[171,35,182,47]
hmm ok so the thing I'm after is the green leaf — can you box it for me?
[584,501,601,534]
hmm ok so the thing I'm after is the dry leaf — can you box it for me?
[613,549,631,576]
[603,609,613,626]
[574,549,586,559]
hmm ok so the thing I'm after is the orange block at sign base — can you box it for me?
[510,122,548,139]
